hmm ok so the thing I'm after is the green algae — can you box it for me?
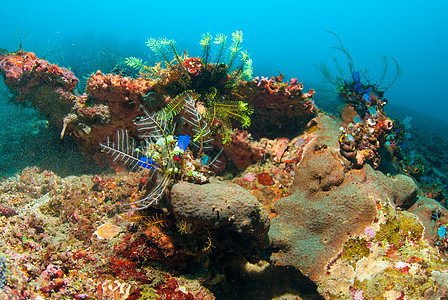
[375,211,423,245]
[341,237,370,262]
[375,219,401,245]
[138,285,159,300]
[397,211,424,240]
[353,267,432,299]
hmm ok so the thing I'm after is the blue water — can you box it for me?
[0,0,447,175]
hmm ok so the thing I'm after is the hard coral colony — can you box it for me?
[0,30,447,300]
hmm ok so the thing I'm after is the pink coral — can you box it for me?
[350,287,364,300]
[242,172,256,182]
[364,226,376,238]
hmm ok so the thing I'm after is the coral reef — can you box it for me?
[266,114,448,299]
[0,35,318,174]
[0,32,447,300]
[338,106,395,169]
[0,167,217,299]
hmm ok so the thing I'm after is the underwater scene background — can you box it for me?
[0,0,448,299]
[1,0,447,176]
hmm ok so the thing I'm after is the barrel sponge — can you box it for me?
[169,181,270,243]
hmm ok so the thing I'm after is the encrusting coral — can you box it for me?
[267,114,448,299]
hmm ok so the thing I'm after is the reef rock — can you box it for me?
[238,76,317,139]
[408,196,448,245]
[268,115,420,281]
[214,130,268,170]
[169,180,269,244]
[0,51,78,128]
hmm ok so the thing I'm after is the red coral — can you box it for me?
[40,278,65,294]
[145,226,176,257]
[0,51,78,92]
[105,257,149,282]
[182,57,203,76]
[214,130,267,170]
[86,71,152,104]
[156,277,194,300]
[257,173,275,186]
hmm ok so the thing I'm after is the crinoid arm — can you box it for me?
[146,37,183,67]
[332,56,352,84]
[100,111,172,210]
[328,30,355,74]
[382,56,400,92]
[99,130,142,171]
[200,32,212,66]
[134,109,169,140]
[315,63,340,87]
[213,33,227,65]
[99,129,168,209]
[162,91,193,120]
[182,95,214,153]
[214,100,253,128]
[123,170,170,210]
[125,57,156,77]
[227,31,243,71]
[231,50,253,81]
[378,55,389,87]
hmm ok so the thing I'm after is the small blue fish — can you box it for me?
[354,83,362,93]
[138,157,158,169]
